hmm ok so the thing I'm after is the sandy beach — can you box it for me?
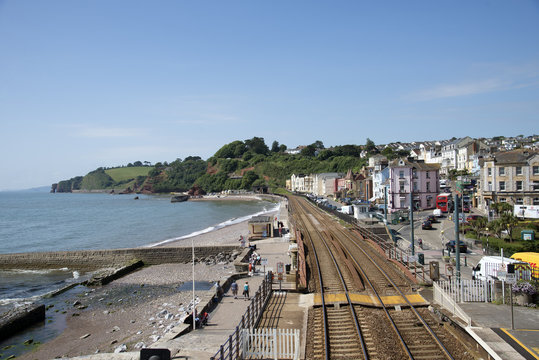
[16,197,280,360]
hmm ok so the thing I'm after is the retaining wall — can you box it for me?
[0,246,241,271]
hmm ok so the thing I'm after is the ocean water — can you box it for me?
[0,190,277,307]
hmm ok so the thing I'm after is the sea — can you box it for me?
[0,190,277,310]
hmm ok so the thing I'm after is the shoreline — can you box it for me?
[6,196,285,359]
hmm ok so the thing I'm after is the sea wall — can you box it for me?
[0,246,241,271]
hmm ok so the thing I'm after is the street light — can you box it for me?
[192,237,196,331]
[485,227,489,255]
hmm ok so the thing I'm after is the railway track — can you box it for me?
[289,195,474,360]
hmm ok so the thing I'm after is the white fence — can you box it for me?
[241,328,300,360]
[436,279,495,303]
[433,281,472,326]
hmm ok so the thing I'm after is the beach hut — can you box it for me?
[248,216,274,239]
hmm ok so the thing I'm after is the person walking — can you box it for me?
[243,281,250,301]
[230,280,238,299]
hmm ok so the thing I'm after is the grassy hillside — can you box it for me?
[105,167,152,182]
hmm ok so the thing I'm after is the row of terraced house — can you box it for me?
[286,136,539,214]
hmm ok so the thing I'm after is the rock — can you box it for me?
[165,313,174,320]
[148,317,155,321]
[149,335,160,342]
[136,331,143,335]
[103,310,109,315]
[114,344,127,353]
[130,320,136,324]
[158,309,168,317]
[73,300,81,306]
[76,305,88,310]
[72,313,80,317]
[111,326,120,332]
[110,340,118,345]
[24,339,34,345]
[134,342,146,349]
[80,333,91,339]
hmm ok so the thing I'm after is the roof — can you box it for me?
[249,216,272,223]
[488,149,539,165]
[389,158,440,171]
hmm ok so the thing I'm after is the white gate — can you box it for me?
[241,328,300,360]
[436,279,495,303]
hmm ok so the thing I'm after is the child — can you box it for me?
[243,281,250,300]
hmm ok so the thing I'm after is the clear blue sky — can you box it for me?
[1,1,538,190]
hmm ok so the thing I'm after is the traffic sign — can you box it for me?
[505,273,516,284]
[261,258,268,266]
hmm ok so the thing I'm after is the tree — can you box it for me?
[133,161,143,167]
[244,137,269,155]
[241,171,259,189]
[500,213,519,242]
[300,145,316,157]
[278,144,287,152]
[469,216,488,237]
[311,140,325,149]
[365,138,376,153]
[271,140,280,153]
[488,219,505,240]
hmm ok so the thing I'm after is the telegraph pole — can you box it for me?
[454,193,461,281]
[410,191,415,256]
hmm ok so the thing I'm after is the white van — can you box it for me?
[433,209,442,217]
[472,256,531,281]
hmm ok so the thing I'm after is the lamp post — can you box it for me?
[192,237,196,331]
[485,227,489,255]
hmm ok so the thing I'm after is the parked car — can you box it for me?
[462,204,470,213]
[422,220,432,230]
[445,240,467,253]
[466,214,485,223]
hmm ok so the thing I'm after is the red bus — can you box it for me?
[436,193,452,212]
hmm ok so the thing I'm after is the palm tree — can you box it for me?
[500,213,519,242]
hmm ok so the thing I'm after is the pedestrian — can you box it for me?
[230,280,238,299]
[243,281,250,300]
[239,235,246,247]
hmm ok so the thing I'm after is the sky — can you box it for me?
[1,1,538,190]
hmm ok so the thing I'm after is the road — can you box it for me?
[387,209,486,280]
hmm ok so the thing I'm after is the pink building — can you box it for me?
[388,158,440,212]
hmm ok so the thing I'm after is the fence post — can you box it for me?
[235,326,241,359]
[228,334,233,360]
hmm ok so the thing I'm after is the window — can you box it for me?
[516,181,523,191]
[426,172,430,179]
[499,167,505,176]
[499,181,505,191]
[399,184,405,192]
[426,182,430,191]
[534,198,539,205]
[399,170,404,179]
[516,166,522,175]
[413,182,418,191]
[413,170,418,179]
[499,198,507,202]
[533,166,538,175]
[488,181,492,191]
[488,168,492,176]
[516,198,524,205]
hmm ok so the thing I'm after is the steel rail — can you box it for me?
[338,224,455,360]
[291,196,368,360]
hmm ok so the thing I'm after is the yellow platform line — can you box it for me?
[314,293,428,307]
[500,328,539,360]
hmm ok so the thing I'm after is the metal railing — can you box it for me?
[211,272,273,360]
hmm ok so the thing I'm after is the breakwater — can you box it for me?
[0,245,241,271]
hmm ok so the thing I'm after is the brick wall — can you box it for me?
[0,246,241,271]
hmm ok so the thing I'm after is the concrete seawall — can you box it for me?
[0,246,241,271]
